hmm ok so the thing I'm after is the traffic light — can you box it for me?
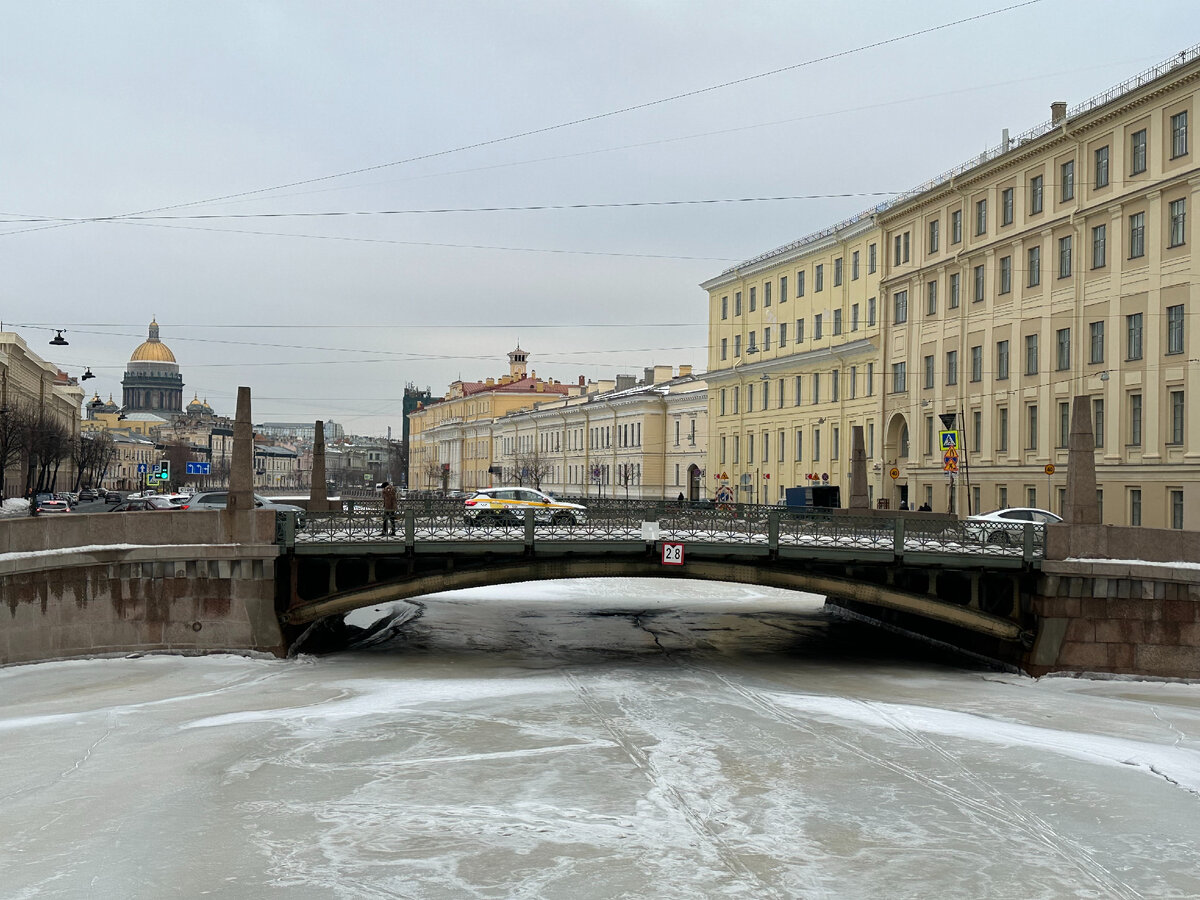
[159,460,170,482]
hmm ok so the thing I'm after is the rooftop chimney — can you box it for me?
[678,364,693,377]
[1051,101,1067,125]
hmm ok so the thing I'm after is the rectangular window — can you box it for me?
[812,373,820,404]
[851,303,859,331]
[1131,128,1147,174]
[894,290,908,324]
[1061,160,1075,201]
[1002,187,1014,225]
[749,286,756,311]
[832,427,840,460]
[1058,401,1070,447]
[796,318,805,343]
[797,271,805,297]
[868,243,877,274]
[1170,390,1185,443]
[833,309,843,335]
[949,273,960,309]
[997,339,1010,380]
[850,365,857,399]
[1130,393,1143,446]
[892,362,907,393]
[1172,110,1188,158]
[720,296,728,319]
[762,380,769,409]
[973,410,982,453]
[929,219,940,253]
[974,264,986,302]
[1000,256,1012,294]
[1031,174,1044,213]
[1130,489,1142,526]
[720,389,726,416]
[971,345,983,382]
[1169,197,1187,247]
[780,275,787,301]
[747,433,753,462]
[721,338,727,360]
[778,379,784,409]
[1093,398,1104,448]
[946,349,958,386]
[794,375,801,406]
[1025,334,1039,375]
[795,429,803,461]
[735,291,742,315]
[868,297,877,326]
[763,326,772,350]
[1129,212,1145,258]
[1172,490,1184,530]
[815,264,824,292]
[814,313,823,340]
[833,257,843,286]
[923,354,935,390]
[1168,304,1185,354]
[720,436,726,464]
[734,334,741,357]
[868,422,875,457]
[1028,404,1039,450]
[1092,224,1106,268]
[764,281,772,307]
[1056,327,1070,370]
[779,322,787,347]
[867,363,874,396]
[1028,245,1041,286]
[951,210,962,244]
[831,369,840,403]
[778,428,784,461]
[1127,313,1144,360]
[927,280,938,315]
[975,198,987,235]
[851,251,860,280]
[998,407,1009,451]
[1058,235,1072,278]
[813,429,821,462]
[1094,145,1109,188]
[894,235,902,265]
[747,383,754,411]
[903,231,910,262]
[1089,321,1104,364]
[732,386,739,413]
[747,331,756,353]
[924,415,934,456]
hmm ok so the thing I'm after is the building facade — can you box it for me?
[702,45,1200,528]
[122,320,184,415]
[878,48,1200,527]
[702,217,885,506]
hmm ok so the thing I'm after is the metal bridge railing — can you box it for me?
[288,504,1044,562]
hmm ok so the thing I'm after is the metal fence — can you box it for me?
[289,502,1045,561]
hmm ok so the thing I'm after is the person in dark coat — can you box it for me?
[380,482,397,536]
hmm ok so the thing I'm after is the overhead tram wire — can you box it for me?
[0,0,1042,240]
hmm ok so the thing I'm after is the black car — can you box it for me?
[105,491,124,504]
[78,489,98,502]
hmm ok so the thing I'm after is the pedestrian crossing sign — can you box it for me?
[939,430,959,450]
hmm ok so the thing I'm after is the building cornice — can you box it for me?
[705,338,878,383]
[701,216,880,290]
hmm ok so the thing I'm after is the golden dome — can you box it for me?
[129,319,177,363]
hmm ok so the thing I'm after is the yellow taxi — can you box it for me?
[463,487,587,526]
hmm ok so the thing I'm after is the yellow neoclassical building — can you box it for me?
[702,215,885,506]
[703,44,1200,528]
[878,46,1200,527]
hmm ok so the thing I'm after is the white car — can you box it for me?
[964,507,1062,544]
[464,488,586,526]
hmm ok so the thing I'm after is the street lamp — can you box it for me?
[49,330,69,346]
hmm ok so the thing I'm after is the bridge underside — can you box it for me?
[280,544,1037,662]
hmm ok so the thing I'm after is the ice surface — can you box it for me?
[2,578,1198,899]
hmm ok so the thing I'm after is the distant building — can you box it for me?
[256,421,345,442]
[122,319,183,415]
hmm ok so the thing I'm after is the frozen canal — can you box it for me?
[2,578,1199,899]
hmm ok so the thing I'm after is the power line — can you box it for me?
[0,0,1043,241]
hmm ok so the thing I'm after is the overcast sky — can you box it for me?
[5,1,1198,436]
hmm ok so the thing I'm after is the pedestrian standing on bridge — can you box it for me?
[380,481,398,536]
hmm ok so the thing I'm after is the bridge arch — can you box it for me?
[281,557,1025,644]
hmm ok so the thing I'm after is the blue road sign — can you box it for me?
[185,462,211,475]
[137,463,148,474]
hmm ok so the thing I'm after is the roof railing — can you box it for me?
[717,44,1200,278]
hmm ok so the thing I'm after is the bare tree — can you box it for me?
[0,400,31,501]
[71,432,116,491]
[616,462,637,499]
[422,459,445,491]
[513,448,551,489]
[24,416,70,493]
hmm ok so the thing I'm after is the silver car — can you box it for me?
[180,491,305,528]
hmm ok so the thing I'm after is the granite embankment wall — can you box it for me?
[0,510,283,665]
[1028,525,1200,678]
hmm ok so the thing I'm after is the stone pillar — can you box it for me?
[227,386,256,541]
[309,420,329,512]
[1064,394,1099,525]
[848,425,869,509]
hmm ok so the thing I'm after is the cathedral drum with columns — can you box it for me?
[122,319,183,414]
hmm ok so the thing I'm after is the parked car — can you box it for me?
[37,499,71,514]
[964,507,1062,544]
[109,497,177,512]
[180,491,305,527]
[463,487,587,526]
[78,488,98,502]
